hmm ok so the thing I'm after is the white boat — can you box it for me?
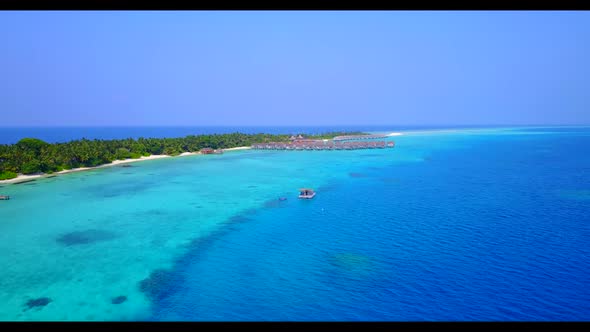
[298,188,316,199]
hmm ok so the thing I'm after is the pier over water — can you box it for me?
[332,134,389,141]
[252,134,395,151]
[252,140,395,151]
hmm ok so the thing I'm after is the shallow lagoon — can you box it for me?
[1,128,589,320]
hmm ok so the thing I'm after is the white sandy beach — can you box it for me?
[223,146,252,151]
[178,152,199,157]
[0,147,252,185]
[0,155,171,185]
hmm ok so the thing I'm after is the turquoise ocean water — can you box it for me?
[0,127,589,321]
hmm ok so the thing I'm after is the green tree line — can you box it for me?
[0,131,365,180]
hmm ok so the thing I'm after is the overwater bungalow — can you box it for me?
[0,195,10,200]
[251,139,395,151]
[333,134,389,141]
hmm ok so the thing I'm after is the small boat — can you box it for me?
[298,188,316,199]
[0,195,10,200]
[279,197,287,201]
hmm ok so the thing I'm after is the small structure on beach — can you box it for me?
[0,195,10,200]
[200,148,223,155]
[299,188,316,199]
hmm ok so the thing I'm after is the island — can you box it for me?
[0,131,368,183]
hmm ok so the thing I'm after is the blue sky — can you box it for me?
[0,11,589,126]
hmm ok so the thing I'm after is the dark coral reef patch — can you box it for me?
[24,297,52,310]
[56,229,118,246]
[139,269,181,302]
[111,296,127,304]
[263,198,289,209]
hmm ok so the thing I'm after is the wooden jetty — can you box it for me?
[0,195,10,200]
[252,140,395,151]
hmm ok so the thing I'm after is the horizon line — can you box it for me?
[1,124,589,128]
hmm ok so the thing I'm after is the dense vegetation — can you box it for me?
[0,132,365,179]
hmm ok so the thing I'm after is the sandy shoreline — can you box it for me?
[0,146,251,185]
[223,146,252,151]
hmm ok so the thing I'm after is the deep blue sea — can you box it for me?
[0,126,588,321]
